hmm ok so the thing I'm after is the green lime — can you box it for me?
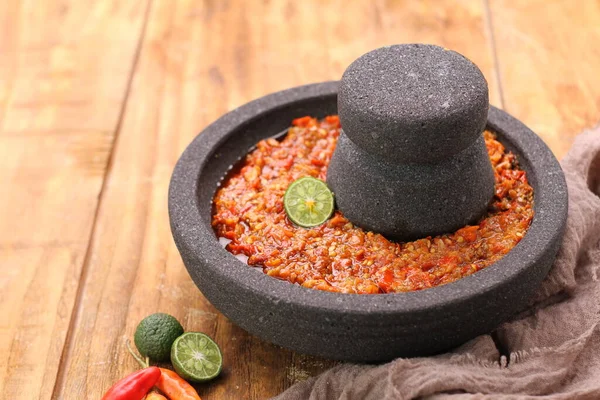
[134,313,184,361]
[284,177,334,227]
[171,332,223,382]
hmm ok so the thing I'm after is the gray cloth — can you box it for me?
[274,126,600,400]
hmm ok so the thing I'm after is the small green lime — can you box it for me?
[134,313,184,361]
[171,332,223,382]
[284,176,334,227]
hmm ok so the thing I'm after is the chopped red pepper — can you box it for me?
[213,117,534,294]
[457,226,479,243]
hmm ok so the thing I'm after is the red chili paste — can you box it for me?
[212,116,534,294]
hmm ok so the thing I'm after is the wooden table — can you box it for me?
[1,0,599,398]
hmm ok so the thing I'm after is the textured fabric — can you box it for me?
[274,126,600,400]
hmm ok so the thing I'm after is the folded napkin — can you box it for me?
[275,125,600,400]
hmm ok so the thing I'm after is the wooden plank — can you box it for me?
[55,0,500,398]
[0,1,150,399]
[0,0,19,126]
[489,0,600,160]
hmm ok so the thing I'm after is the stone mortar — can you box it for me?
[169,81,568,362]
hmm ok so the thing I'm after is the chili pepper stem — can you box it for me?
[126,339,149,369]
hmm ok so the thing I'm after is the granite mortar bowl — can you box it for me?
[168,81,568,362]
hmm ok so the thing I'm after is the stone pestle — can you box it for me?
[327,44,495,241]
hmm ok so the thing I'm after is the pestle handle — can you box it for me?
[338,44,489,164]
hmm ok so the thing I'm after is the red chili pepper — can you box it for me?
[145,392,168,400]
[126,340,201,400]
[101,367,161,400]
[156,368,202,400]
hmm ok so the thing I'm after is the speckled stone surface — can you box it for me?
[339,44,489,163]
[168,81,568,362]
[328,45,494,240]
[328,133,494,240]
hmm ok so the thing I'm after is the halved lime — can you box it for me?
[284,177,334,227]
[171,332,223,382]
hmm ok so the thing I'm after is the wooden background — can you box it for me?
[1,0,599,399]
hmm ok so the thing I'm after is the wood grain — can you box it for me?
[489,0,600,160]
[0,1,149,399]
[52,0,500,398]
[3,0,594,399]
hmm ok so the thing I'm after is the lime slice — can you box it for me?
[171,332,223,382]
[284,177,334,227]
